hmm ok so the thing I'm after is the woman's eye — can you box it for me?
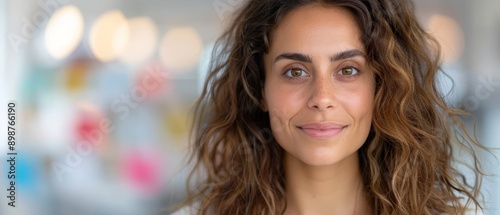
[337,67,359,76]
[284,68,309,78]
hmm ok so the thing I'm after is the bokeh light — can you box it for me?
[44,5,84,60]
[89,10,129,62]
[118,17,158,66]
[159,27,203,72]
[427,14,465,64]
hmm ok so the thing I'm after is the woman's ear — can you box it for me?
[261,87,268,112]
[261,100,268,112]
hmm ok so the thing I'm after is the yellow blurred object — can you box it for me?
[65,60,90,91]
[163,109,190,140]
[89,10,129,62]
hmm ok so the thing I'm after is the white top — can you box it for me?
[171,202,203,215]
[170,202,484,214]
[171,205,196,215]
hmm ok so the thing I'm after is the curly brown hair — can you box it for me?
[178,0,486,214]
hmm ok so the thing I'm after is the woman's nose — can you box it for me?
[307,76,337,111]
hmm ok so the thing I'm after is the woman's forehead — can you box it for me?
[266,5,365,61]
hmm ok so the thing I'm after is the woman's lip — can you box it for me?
[297,126,345,139]
[297,122,347,129]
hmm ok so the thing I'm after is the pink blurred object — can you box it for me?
[76,116,100,143]
[74,105,109,147]
[134,61,171,101]
[121,149,163,194]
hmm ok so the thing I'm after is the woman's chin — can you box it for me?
[286,149,355,167]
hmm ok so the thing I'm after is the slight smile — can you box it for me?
[297,122,347,139]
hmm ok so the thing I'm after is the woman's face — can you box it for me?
[263,5,375,166]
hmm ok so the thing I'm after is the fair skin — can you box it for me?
[262,5,375,215]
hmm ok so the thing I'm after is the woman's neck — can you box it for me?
[283,152,372,215]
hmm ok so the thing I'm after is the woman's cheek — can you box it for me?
[340,79,375,114]
[269,109,287,134]
[266,86,303,133]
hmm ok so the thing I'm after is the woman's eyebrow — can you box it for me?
[274,49,365,64]
[330,49,365,61]
[274,53,312,63]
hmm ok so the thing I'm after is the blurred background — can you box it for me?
[0,0,499,214]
